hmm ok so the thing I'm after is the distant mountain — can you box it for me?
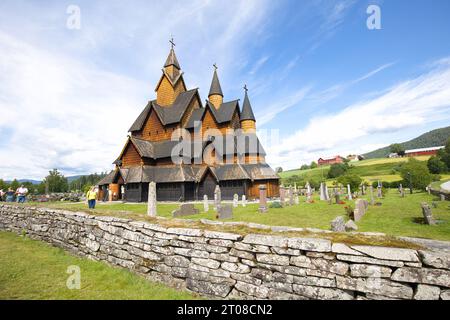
[363,126,450,159]
[4,179,42,185]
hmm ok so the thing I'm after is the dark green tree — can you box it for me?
[400,158,432,191]
[300,164,309,170]
[310,161,318,169]
[337,174,363,193]
[390,143,405,156]
[43,169,68,193]
[427,156,447,174]
[327,163,348,179]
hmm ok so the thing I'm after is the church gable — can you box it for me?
[121,141,142,167]
[140,108,175,141]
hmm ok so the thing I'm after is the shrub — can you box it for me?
[427,156,447,174]
[400,158,432,191]
[337,174,362,193]
[389,181,402,188]
[270,201,283,209]
[327,163,348,179]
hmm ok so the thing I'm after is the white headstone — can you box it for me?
[241,195,247,207]
[147,182,157,217]
[203,194,209,212]
[214,185,221,211]
[233,194,239,208]
[347,184,352,201]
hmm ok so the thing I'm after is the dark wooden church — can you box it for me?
[97,42,280,202]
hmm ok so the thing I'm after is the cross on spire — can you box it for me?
[213,63,218,70]
[169,36,175,49]
[243,84,248,93]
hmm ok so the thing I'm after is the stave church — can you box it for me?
[97,41,280,202]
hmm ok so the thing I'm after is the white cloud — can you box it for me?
[266,59,450,169]
[0,0,275,180]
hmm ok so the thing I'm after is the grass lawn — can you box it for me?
[31,189,450,242]
[0,231,198,300]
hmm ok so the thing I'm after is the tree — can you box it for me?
[327,163,348,179]
[310,161,318,169]
[390,143,405,156]
[337,174,362,193]
[400,158,432,191]
[43,169,68,193]
[427,156,447,174]
[300,164,309,170]
[439,138,450,170]
[10,179,19,190]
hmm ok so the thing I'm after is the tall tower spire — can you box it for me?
[240,85,256,132]
[208,64,223,108]
[155,37,186,106]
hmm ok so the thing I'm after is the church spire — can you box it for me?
[240,85,256,132]
[164,37,180,69]
[208,64,223,108]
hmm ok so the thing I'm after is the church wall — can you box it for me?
[122,143,142,167]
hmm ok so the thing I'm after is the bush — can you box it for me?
[389,181,402,188]
[427,156,447,174]
[400,158,432,191]
[327,163,348,179]
[300,165,309,170]
[310,161,318,169]
[337,174,362,193]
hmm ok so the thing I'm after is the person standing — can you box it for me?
[86,187,98,209]
[0,189,4,201]
[16,185,28,203]
[5,188,14,202]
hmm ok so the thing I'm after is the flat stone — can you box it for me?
[288,238,332,252]
[243,234,288,248]
[292,275,336,288]
[337,254,404,268]
[191,258,221,269]
[256,254,290,266]
[332,243,364,256]
[292,284,354,300]
[204,230,242,241]
[186,278,232,298]
[312,258,349,275]
[230,248,255,260]
[351,245,419,262]
[441,289,450,300]
[391,267,450,288]
[418,250,450,270]
[208,239,234,247]
[336,276,413,299]
[331,216,345,232]
[230,273,262,286]
[290,255,314,269]
[345,220,358,231]
[221,262,251,274]
[166,227,203,237]
[234,281,269,299]
[350,264,392,278]
[413,284,440,300]
[234,242,271,253]
[164,255,190,268]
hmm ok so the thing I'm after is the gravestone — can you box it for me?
[241,195,247,207]
[369,186,375,205]
[324,184,330,201]
[345,220,358,231]
[214,185,221,211]
[258,185,268,213]
[347,184,352,201]
[421,202,436,225]
[294,192,299,205]
[280,186,286,206]
[217,204,233,220]
[147,182,157,217]
[399,184,405,198]
[353,199,369,222]
[203,194,209,212]
[331,216,346,232]
[334,192,340,204]
[233,194,239,208]
[441,194,446,201]
[172,203,199,217]
[361,184,366,195]
[320,182,326,201]
[289,186,294,206]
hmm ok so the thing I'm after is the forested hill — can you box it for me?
[363,126,450,159]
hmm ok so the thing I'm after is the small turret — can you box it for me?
[208,64,223,108]
[240,85,256,132]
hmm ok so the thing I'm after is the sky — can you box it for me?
[1,0,450,180]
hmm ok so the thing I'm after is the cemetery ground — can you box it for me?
[0,231,199,299]
[29,189,450,243]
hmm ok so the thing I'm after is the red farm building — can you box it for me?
[317,156,345,166]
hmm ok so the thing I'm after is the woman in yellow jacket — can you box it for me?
[86,187,98,209]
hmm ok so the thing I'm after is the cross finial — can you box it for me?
[169,36,175,49]
[213,63,218,70]
[243,84,248,93]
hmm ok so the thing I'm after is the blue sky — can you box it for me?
[1,0,450,180]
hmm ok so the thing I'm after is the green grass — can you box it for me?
[30,189,450,242]
[0,231,199,300]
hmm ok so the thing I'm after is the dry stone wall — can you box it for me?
[1,204,449,300]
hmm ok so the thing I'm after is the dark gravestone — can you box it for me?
[217,204,233,220]
[421,202,436,225]
[353,199,369,222]
[172,203,199,217]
